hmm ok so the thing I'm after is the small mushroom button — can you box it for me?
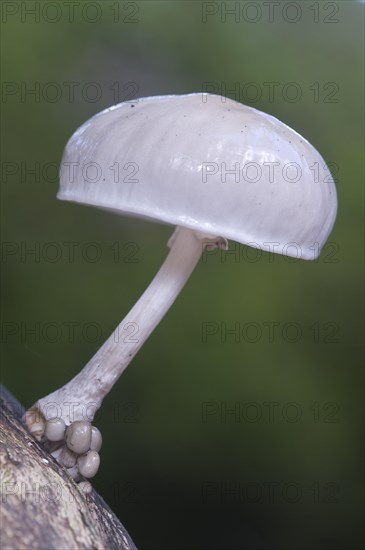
[78,451,100,478]
[65,421,92,455]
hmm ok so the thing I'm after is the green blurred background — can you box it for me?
[1,1,364,549]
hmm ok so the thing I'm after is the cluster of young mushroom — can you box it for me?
[34,417,102,492]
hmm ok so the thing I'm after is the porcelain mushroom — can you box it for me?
[77,450,101,478]
[24,93,337,476]
[65,420,92,454]
[44,417,66,441]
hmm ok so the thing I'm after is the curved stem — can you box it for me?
[28,227,222,426]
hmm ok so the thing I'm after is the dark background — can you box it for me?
[1,1,364,549]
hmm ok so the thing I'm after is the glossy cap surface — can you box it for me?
[58,94,337,259]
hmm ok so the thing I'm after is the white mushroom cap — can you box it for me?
[58,93,337,260]
[65,421,92,455]
[44,417,66,442]
[77,450,100,478]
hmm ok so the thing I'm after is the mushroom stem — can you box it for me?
[25,226,226,427]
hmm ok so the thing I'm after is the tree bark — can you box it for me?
[0,386,137,550]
